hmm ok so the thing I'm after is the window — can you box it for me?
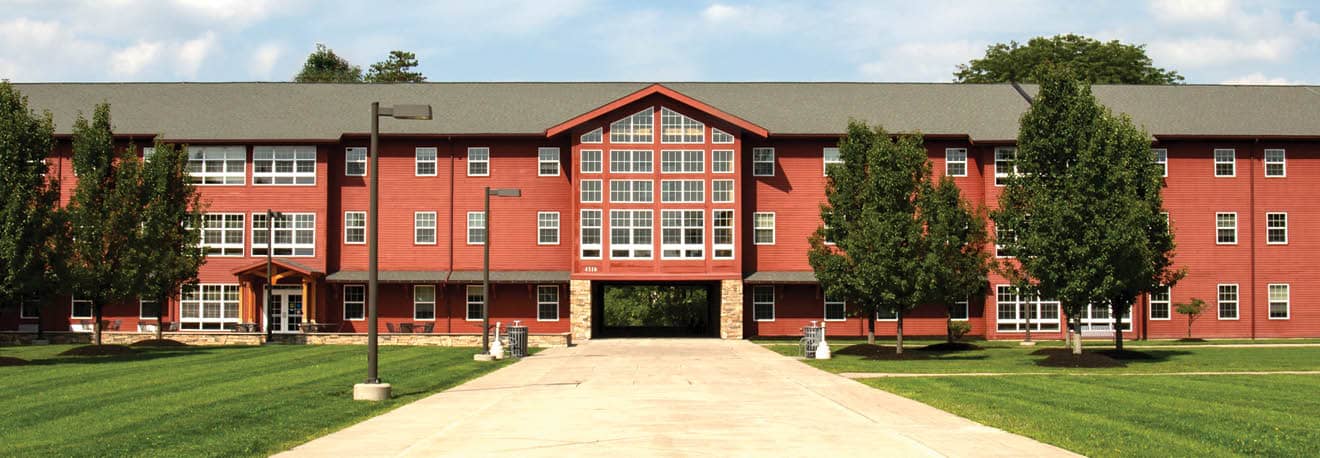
[20,296,40,319]
[580,149,602,173]
[465,147,488,176]
[538,212,560,245]
[416,147,438,176]
[951,301,969,321]
[1218,284,1238,320]
[1079,302,1131,331]
[1216,212,1237,245]
[465,285,484,321]
[1153,148,1167,177]
[252,212,315,257]
[945,148,968,177]
[581,127,603,144]
[876,308,897,321]
[581,209,603,259]
[824,296,845,321]
[752,148,775,177]
[186,146,245,185]
[822,223,836,246]
[1214,149,1235,177]
[660,180,704,203]
[712,150,734,173]
[994,147,1016,186]
[344,211,366,244]
[995,285,1061,332]
[1150,286,1171,320]
[711,179,735,203]
[1264,149,1286,177]
[179,284,239,330]
[139,299,159,320]
[345,147,367,177]
[467,212,486,245]
[581,180,603,203]
[253,146,316,185]
[1266,212,1287,245]
[343,285,365,320]
[1269,284,1290,319]
[661,210,704,259]
[609,180,653,203]
[661,150,704,173]
[537,285,559,321]
[823,147,843,175]
[995,227,1015,258]
[199,213,245,256]
[415,212,437,244]
[538,147,560,176]
[661,107,705,143]
[610,107,654,143]
[71,296,93,319]
[414,285,436,320]
[753,286,775,321]
[713,209,735,259]
[610,210,653,259]
[712,128,734,144]
[753,212,775,244]
[610,150,653,173]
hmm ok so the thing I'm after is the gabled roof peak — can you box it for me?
[544,83,770,138]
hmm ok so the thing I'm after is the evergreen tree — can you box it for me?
[365,50,426,83]
[63,104,146,347]
[137,142,205,341]
[955,34,1183,84]
[0,82,61,329]
[917,176,991,344]
[810,121,927,354]
[294,43,363,83]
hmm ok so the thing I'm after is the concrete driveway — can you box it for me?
[280,339,1075,457]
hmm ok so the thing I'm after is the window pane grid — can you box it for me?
[609,210,653,259]
[712,150,734,173]
[466,285,484,320]
[713,209,735,259]
[1218,284,1238,319]
[1266,212,1287,244]
[945,148,967,177]
[661,150,704,173]
[753,212,775,244]
[661,210,703,259]
[661,180,704,203]
[994,285,1061,332]
[345,211,365,244]
[581,180,602,203]
[251,213,315,257]
[538,212,559,244]
[660,108,705,143]
[343,285,365,320]
[1264,149,1285,177]
[1150,286,1171,320]
[414,286,436,320]
[1269,284,1289,319]
[179,284,240,330]
[752,148,774,176]
[415,212,437,244]
[253,146,316,185]
[416,147,439,176]
[609,150,653,173]
[824,296,846,321]
[1216,213,1237,244]
[465,147,487,176]
[1214,149,1235,177]
[753,286,774,321]
[712,179,734,203]
[580,149,602,173]
[537,285,559,321]
[581,128,603,144]
[187,146,246,185]
[467,212,486,244]
[581,210,602,259]
[198,213,245,256]
[345,147,367,176]
[609,180,653,203]
[610,108,653,143]
[538,147,560,176]
[994,147,1016,186]
[711,128,734,144]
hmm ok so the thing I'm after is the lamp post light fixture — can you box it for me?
[482,187,521,356]
[264,209,283,340]
[355,102,432,402]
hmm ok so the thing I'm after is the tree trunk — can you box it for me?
[1113,302,1124,352]
[895,310,904,356]
[156,294,165,341]
[946,308,954,344]
[867,315,876,345]
[35,305,44,340]
[1072,316,1082,355]
[1023,301,1033,343]
[93,302,103,347]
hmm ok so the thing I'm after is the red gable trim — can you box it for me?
[545,83,770,138]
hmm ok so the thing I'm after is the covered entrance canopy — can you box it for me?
[231,259,324,332]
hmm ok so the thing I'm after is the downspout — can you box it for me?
[447,136,455,334]
[1250,139,1258,340]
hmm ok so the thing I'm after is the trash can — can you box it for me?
[801,324,824,359]
[507,322,529,358]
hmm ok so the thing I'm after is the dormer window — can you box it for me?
[661,107,704,143]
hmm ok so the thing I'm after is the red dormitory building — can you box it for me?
[3,82,1318,345]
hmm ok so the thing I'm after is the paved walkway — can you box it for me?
[843,370,1320,379]
[281,339,1073,457]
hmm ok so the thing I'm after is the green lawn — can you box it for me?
[0,344,513,457]
[865,375,1320,457]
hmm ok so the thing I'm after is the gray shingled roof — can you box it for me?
[325,270,447,283]
[12,82,1320,141]
[447,271,570,283]
[744,271,818,284]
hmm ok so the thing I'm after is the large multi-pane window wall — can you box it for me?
[179,284,240,330]
[252,213,315,257]
[995,286,1060,332]
[252,146,315,185]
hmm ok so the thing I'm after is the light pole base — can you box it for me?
[353,383,392,401]
[1018,340,1037,346]
[473,353,496,362]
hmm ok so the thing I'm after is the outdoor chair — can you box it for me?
[110,320,122,331]
[386,323,396,333]
[420,323,434,333]
[399,323,415,333]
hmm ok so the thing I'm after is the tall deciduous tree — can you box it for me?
[365,51,426,83]
[955,34,1183,84]
[0,82,61,327]
[993,68,1180,355]
[64,104,146,347]
[137,142,205,341]
[294,43,363,83]
[810,121,927,354]
[917,176,991,344]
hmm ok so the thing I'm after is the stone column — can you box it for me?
[569,280,592,343]
[719,279,744,339]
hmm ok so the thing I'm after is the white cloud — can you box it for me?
[250,43,283,79]
[1149,37,1292,68]
[168,0,288,26]
[702,4,743,22]
[111,41,163,76]
[0,18,107,81]
[175,32,216,78]
[858,41,984,82]
[1221,72,1300,85]
[1149,0,1234,22]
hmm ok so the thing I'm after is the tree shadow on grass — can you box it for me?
[1030,348,1194,368]
[835,343,990,361]
[22,345,257,366]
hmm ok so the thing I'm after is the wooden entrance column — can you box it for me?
[231,259,324,329]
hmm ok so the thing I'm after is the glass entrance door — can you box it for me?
[269,288,303,333]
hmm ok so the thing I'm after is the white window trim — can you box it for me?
[537,285,560,322]
[250,212,316,258]
[467,211,486,245]
[753,286,775,322]
[465,284,484,321]
[1149,286,1172,321]
[187,146,246,186]
[609,107,655,144]
[466,147,489,177]
[1217,283,1239,320]
[414,211,437,245]
[609,149,654,174]
[608,209,653,260]
[580,149,603,174]
[538,211,560,246]
[343,285,366,321]
[945,148,968,177]
[345,147,367,177]
[1214,148,1236,177]
[711,179,735,203]
[580,209,603,260]
[1268,283,1290,320]
[580,127,603,144]
[752,147,775,177]
[1152,148,1168,178]
[608,179,654,203]
[660,149,705,174]
[19,297,40,319]
[753,212,776,245]
[711,128,735,144]
[1264,148,1286,178]
[139,299,159,320]
[1216,212,1238,246]
[1266,212,1288,245]
[538,147,561,177]
[413,285,437,321]
[823,297,846,322]
[660,209,704,260]
[994,285,1063,333]
[415,147,439,177]
[994,227,1014,258]
[712,149,735,174]
[823,147,842,176]
[660,179,705,204]
[199,213,246,257]
[178,284,241,331]
[994,147,1016,187]
[660,107,706,144]
[712,209,735,260]
[951,301,970,321]
[580,179,603,203]
[344,211,366,245]
[252,146,317,186]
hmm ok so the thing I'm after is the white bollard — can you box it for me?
[490,322,504,359]
[814,322,831,360]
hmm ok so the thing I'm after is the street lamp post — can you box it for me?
[482,187,521,355]
[354,102,431,402]
[265,209,283,339]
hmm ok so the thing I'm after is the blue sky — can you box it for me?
[2,0,1317,84]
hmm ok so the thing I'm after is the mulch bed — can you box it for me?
[130,339,188,347]
[1032,348,1126,368]
[1177,338,1207,343]
[1098,349,1158,360]
[834,344,932,360]
[918,342,982,352]
[0,357,30,366]
[58,345,137,356]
